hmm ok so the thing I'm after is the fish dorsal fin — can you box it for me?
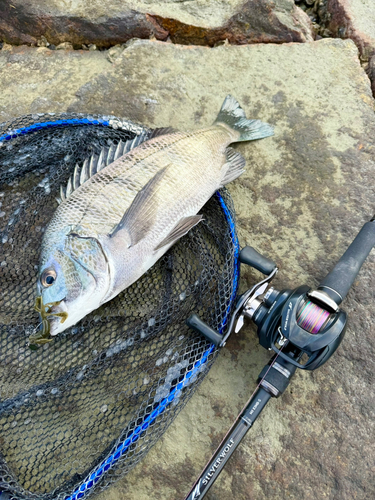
[154,215,203,251]
[147,127,177,139]
[109,167,168,248]
[59,130,150,203]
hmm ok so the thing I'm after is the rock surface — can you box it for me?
[328,0,375,59]
[0,0,314,48]
[0,45,111,122]
[1,38,375,500]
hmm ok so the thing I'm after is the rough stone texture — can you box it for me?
[0,45,112,121]
[328,0,375,60]
[0,0,314,48]
[1,39,375,499]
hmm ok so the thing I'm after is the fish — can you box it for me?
[30,95,273,346]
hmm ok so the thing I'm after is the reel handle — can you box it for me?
[186,314,222,346]
[318,220,375,305]
[239,246,276,275]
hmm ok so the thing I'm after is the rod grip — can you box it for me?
[319,220,375,304]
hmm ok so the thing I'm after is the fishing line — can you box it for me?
[296,300,330,334]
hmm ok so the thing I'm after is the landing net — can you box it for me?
[0,114,239,500]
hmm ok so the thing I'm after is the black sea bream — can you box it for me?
[32,95,273,344]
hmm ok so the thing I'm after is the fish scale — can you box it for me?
[49,129,217,238]
[32,95,274,344]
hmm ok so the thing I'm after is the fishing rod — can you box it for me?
[184,215,375,500]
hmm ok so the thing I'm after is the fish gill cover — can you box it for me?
[0,114,239,499]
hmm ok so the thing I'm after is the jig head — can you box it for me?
[29,296,68,348]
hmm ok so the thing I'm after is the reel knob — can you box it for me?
[239,247,276,275]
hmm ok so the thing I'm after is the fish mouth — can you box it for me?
[29,296,68,348]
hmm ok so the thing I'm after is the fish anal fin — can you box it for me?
[109,167,168,247]
[219,147,246,187]
[154,215,203,251]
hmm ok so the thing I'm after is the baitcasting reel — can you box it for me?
[236,247,347,373]
[185,217,375,499]
[189,218,375,375]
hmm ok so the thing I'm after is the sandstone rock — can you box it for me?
[0,0,314,48]
[1,39,375,500]
[328,0,375,60]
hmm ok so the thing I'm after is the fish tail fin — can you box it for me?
[214,95,274,142]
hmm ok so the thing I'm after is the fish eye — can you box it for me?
[41,269,57,287]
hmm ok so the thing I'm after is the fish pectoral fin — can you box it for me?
[219,147,246,187]
[154,215,203,251]
[109,167,168,247]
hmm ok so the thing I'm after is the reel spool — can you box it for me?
[296,299,331,335]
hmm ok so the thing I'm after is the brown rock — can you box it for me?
[151,0,314,46]
[328,0,375,60]
[0,0,314,48]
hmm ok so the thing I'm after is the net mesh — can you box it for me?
[0,114,239,500]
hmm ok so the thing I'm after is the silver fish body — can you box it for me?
[33,95,273,343]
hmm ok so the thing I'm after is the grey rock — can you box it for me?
[0,46,111,123]
[0,39,375,500]
[0,0,314,48]
[106,44,124,63]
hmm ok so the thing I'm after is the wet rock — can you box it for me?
[0,0,313,48]
[1,39,375,500]
[328,0,375,60]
